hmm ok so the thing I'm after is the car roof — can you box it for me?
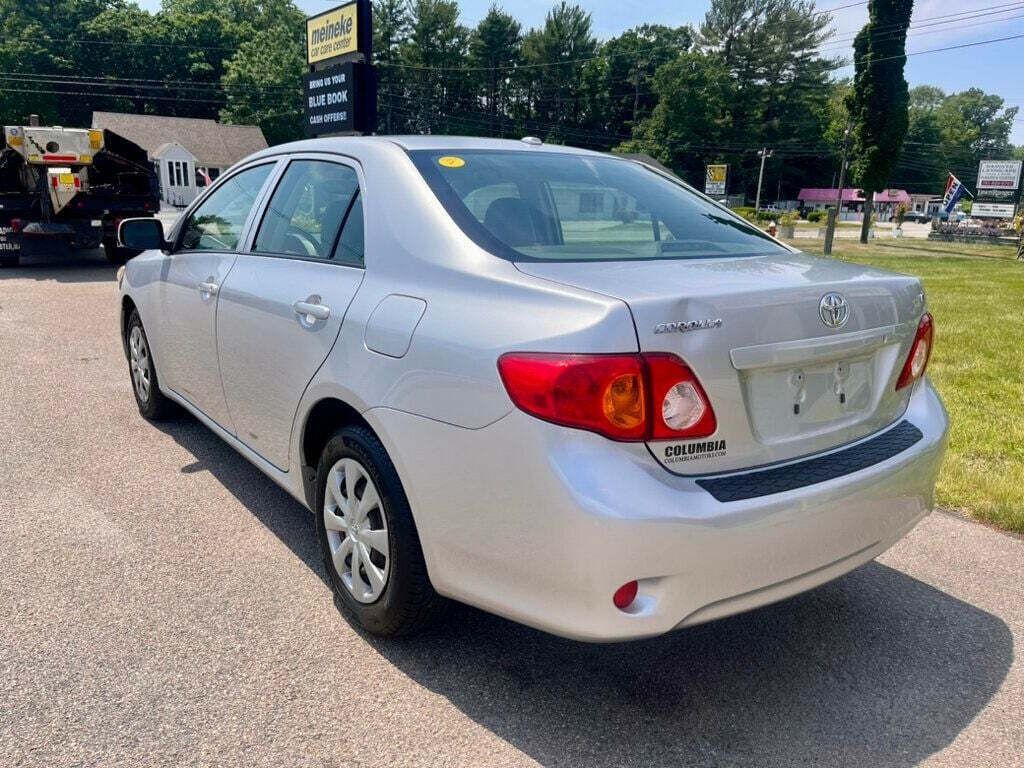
[383,135,600,155]
[247,134,608,161]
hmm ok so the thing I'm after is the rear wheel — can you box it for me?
[0,255,18,268]
[126,310,176,420]
[316,426,445,636]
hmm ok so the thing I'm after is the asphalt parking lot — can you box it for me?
[2,250,1022,768]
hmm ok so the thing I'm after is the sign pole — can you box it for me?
[823,124,851,257]
[754,148,773,213]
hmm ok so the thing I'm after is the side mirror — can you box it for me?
[119,217,168,251]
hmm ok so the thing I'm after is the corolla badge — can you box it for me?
[819,292,849,328]
[653,318,723,334]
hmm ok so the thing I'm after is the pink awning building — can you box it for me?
[797,188,911,206]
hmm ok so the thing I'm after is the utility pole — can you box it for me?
[754,148,773,212]
[824,124,852,257]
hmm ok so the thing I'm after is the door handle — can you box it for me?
[293,297,330,322]
[198,280,219,296]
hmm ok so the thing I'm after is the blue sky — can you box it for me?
[138,0,1024,143]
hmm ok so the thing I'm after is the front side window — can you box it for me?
[179,163,274,252]
[253,160,360,260]
[410,150,786,262]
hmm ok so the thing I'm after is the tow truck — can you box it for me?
[0,124,159,267]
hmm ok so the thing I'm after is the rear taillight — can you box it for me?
[896,313,934,391]
[497,353,647,440]
[9,218,24,233]
[497,352,716,442]
[645,353,717,440]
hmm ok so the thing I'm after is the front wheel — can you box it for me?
[316,426,445,636]
[126,310,176,420]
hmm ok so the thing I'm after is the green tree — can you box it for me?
[522,2,598,144]
[219,1,306,145]
[373,0,412,134]
[846,0,914,243]
[936,88,1018,186]
[698,0,838,201]
[599,24,691,136]
[615,51,733,183]
[468,5,522,137]
[893,85,946,193]
[402,0,470,135]
[0,0,115,125]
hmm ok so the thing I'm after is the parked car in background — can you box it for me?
[901,211,932,223]
[117,136,948,641]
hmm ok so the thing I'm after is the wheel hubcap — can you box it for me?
[128,325,151,403]
[324,458,390,603]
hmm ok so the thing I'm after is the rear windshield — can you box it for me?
[409,149,787,262]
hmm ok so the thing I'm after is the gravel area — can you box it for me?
[1,250,1021,767]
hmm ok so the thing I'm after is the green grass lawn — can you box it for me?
[788,237,1024,533]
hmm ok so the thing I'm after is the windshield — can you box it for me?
[410,149,787,262]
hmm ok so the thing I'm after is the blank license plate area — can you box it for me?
[741,354,876,443]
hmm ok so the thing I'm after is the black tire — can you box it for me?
[0,255,19,268]
[316,426,445,636]
[125,309,176,421]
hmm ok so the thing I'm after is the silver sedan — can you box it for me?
[117,136,948,641]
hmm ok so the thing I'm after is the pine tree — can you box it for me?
[846,0,914,243]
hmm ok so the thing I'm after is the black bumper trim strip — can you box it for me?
[696,420,924,502]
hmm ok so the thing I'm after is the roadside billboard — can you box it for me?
[977,160,1022,191]
[304,0,375,136]
[705,164,727,196]
[974,159,1022,219]
[306,1,359,65]
[304,62,372,136]
[971,202,1016,219]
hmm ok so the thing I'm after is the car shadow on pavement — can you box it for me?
[0,249,117,282]
[157,414,1013,768]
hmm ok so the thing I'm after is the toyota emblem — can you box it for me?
[819,292,849,329]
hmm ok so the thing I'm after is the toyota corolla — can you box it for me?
[117,136,948,641]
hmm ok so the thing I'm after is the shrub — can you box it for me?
[780,211,799,226]
[807,210,825,223]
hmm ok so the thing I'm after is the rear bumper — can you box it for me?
[369,379,948,642]
[11,220,102,251]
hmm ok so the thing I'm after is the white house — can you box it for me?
[91,112,268,207]
[153,141,199,208]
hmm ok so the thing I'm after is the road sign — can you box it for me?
[306,1,360,65]
[971,202,1016,219]
[303,61,374,136]
[303,0,375,136]
[974,159,1022,219]
[977,160,1022,191]
[705,164,727,196]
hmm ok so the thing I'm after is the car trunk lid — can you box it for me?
[516,252,926,474]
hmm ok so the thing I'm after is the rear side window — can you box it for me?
[254,160,360,260]
[333,193,364,266]
[180,164,273,251]
[410,150,785,262]
[546,181,676,247]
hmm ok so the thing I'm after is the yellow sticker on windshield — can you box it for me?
[438,156,465,168]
